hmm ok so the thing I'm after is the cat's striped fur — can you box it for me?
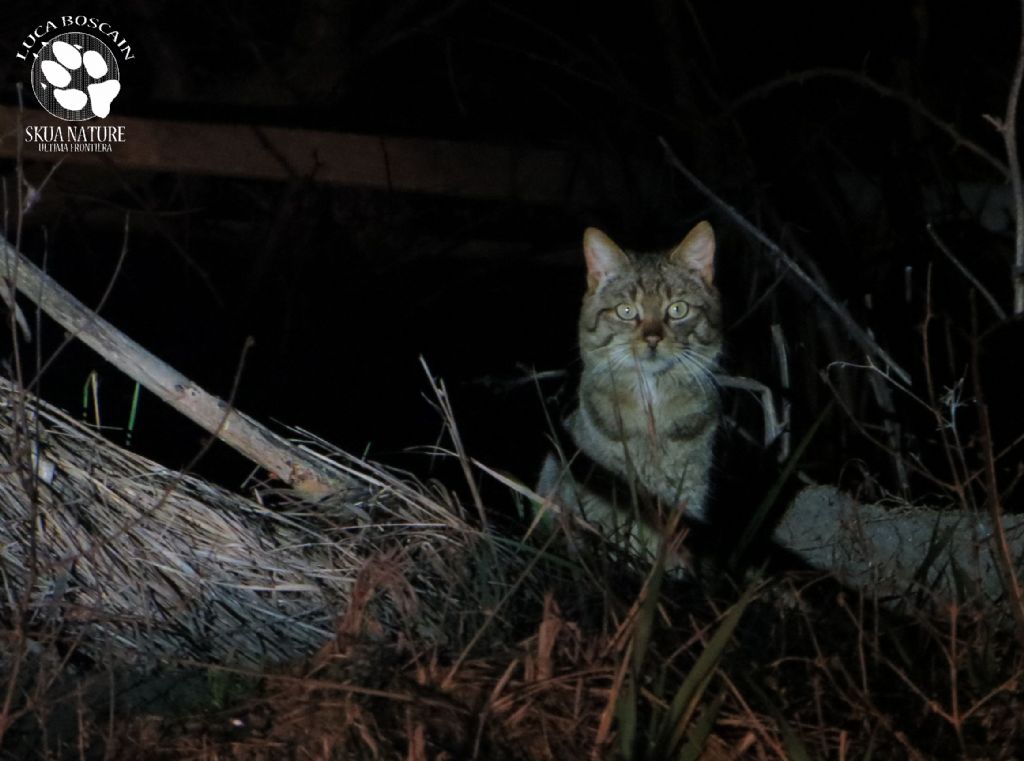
[538,221,722,563]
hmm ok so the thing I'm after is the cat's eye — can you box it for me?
[614,303,637,321]
[666,301,690,320]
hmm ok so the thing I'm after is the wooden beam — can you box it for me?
[0,234,357,499]
[0,105,580,203]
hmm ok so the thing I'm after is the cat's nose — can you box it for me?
[641,320,664,349]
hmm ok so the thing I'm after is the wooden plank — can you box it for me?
[0,233,357,498]
[0,105,579,203]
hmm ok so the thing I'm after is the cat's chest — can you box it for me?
[569,379,718,507]
[581,374,691,438]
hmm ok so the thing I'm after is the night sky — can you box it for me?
[1,1,1021,518]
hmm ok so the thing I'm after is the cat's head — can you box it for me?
[578,222,722,381]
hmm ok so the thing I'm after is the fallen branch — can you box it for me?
[775,486,1024,614]
[0,235,353,498]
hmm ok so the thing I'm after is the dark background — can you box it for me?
[1,0,1021,518]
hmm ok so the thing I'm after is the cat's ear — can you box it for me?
[669,221,715,286]
[583,228,629,291]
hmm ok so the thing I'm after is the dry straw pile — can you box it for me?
[0,376,473,668]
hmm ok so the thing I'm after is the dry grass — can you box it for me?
[1,376,1023,760]
[0,376,469,668]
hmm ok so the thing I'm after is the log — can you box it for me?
[0,105,579,203]
[775,485,1024,611]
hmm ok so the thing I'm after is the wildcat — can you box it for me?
[537,221,723,564]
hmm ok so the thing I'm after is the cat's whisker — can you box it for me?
[673,355,706,394]
[592,346,632,376]
[693,357,720,395]
[686,353,719,385]
[673,350,718,397]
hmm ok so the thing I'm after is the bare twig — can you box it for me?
[970,298,1024,646]
[420,356,487,531]
[769,324,791,461]
[0,277,30,341]
[730,67,1009,178]
[660,139,912,385]
[999,1,1024,314]
[921,266,971,510]
[861,293,910,495]
[714,373,783,451]
[820,366,955,493]
[926,223,1008,320]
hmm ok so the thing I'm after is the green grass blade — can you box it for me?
[617,536,671,759]
[646,666,669,750]
[747,679,817,761]
[677,688,726,761]
[774,710,815,761]
[658,584,757,754]
[126,381,141,446]
[633,536,668,674]
[617,673,638,759]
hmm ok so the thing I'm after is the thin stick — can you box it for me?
[660,139,912,385]
[1005,1,1024,314]
[926,223,1008,320]
[770,323,791,461]
[971,298,1024,646]
[420,357,487,531]
[714,373,782,451]
[730,67,1008,178]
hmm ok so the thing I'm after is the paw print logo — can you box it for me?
[30,32,121,121]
